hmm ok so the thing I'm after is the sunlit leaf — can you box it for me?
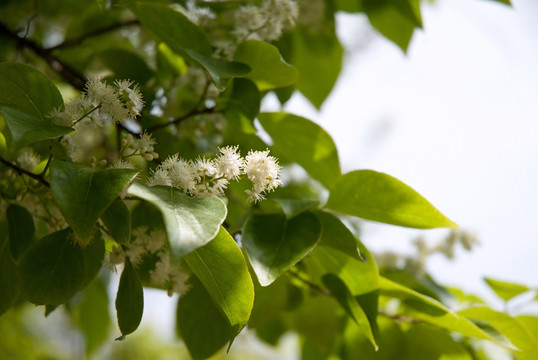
[484,278,529,302]
[185,227,254,339]
[326,170,459,229]
[258,112,341,189]
[315,210,362,261]
[234,40,299,91]
[127,182,227,258]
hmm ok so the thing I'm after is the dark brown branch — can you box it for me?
[0,21,86,90]
[46,19,140,51]
[147,107,216,132]
[0,155,50,187]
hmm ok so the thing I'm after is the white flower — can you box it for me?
[115,79,144,118]
[162,155,197,192]
[110,159,136,169]
[244,149,282,201]
[148,167,172,187]
[216,145,244,180]
[193,157,217,181]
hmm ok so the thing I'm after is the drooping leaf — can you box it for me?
[74,278,110,354]
[292,25,343,109]
[379,277,511,346]
[185,227,254,339]
[0,222,19,316]
[402,323,473,360]
[0,62,71,147]
[326,170,459,229]
[272,198,319,219]
[487,0,511,5]
[50,160,138,243]
[343,317,405,360]
[258,112,341,189]
[484,278,529,302]
[177,275,231,360]
[128,182,227,258]
[322,274,378,350]
[234,40,299,91]
[19,228,86,305]
[115,257,143,337]
[80,233,105,289]
[101,199,131,245]
[243,212,321,286]
[315,210,362,261]
[6,203,35,261]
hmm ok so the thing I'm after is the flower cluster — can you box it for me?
[148,146,281,202]
[104,226,190,296]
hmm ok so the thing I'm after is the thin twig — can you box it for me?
[46,19,140,51]
[39,150,53,177]
[0,21,86,90]
[378,311,420,324]
[147,107,216,132]
[0,155,50,187]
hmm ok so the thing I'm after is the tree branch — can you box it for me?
[46,19,140,51]
[147,107,216,133]
[0,155,50,187]
[0,21,86,90]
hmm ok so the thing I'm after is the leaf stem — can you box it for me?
[288,269,331,296]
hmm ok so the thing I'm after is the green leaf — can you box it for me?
[128,182,227,258]
[177,275,231,360]
[185,227,254,339]
[222,78,260,134]
[186,50,251,90]
[0,222,19,316]
[292,25,343,109]
[487,0,511,5]
[243,212,321,286]
[101,199,131,245]
[322,274,378,350]
[363,0,421,52]
[74,278,110,354]
[0,62,70,147]
[115,257,144,337]
[272,199,319,219]
[129,2,212,56]
[379,277,509,345]
[343,317,405,360]
[98,48,154,84]
[50,160,138,243]
[484,278,529,302]
[459,307,536,358]
[258,112,341,189]
[326,170,459,229]
[19,228,86,305]
[403,323,473,360]
[234,40,299,91]
[6,204,35,261]
[315,210,362,261]
[80,233,105,289]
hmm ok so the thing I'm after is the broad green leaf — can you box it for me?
[243,212,321,286]
[185,227,254,339]
[50,160,138,243]
[177,276,231,360]
[459,307,536,358]
[403,323,473,360]
[379,277,508,345]
[484,278,529,302]
[115,257,143,337]
[74,278,110,354]
[19,228,86,305]
[128,182,227,258]
[292,25,343,109]
[0,62,70,147]
[186,50,251,90]
[98,48,154,84]
[234,40,299,91]
[326,170,459,229]
[258,113,341,189]
[80,233,105,289]
[363,0,421,52]
[101,199,131,245]
[6,204,35,261]
[343,317,405,360]
[272,199,319,219]
[0,222,19,316]
[129,2,212,56]
[315,210,362,261]
[323,274,377,350]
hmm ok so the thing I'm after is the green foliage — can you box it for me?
[0,0,532,359]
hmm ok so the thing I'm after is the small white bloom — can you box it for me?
[216,145,244,180]
[110,159,136,169]
[193,157,217,181]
